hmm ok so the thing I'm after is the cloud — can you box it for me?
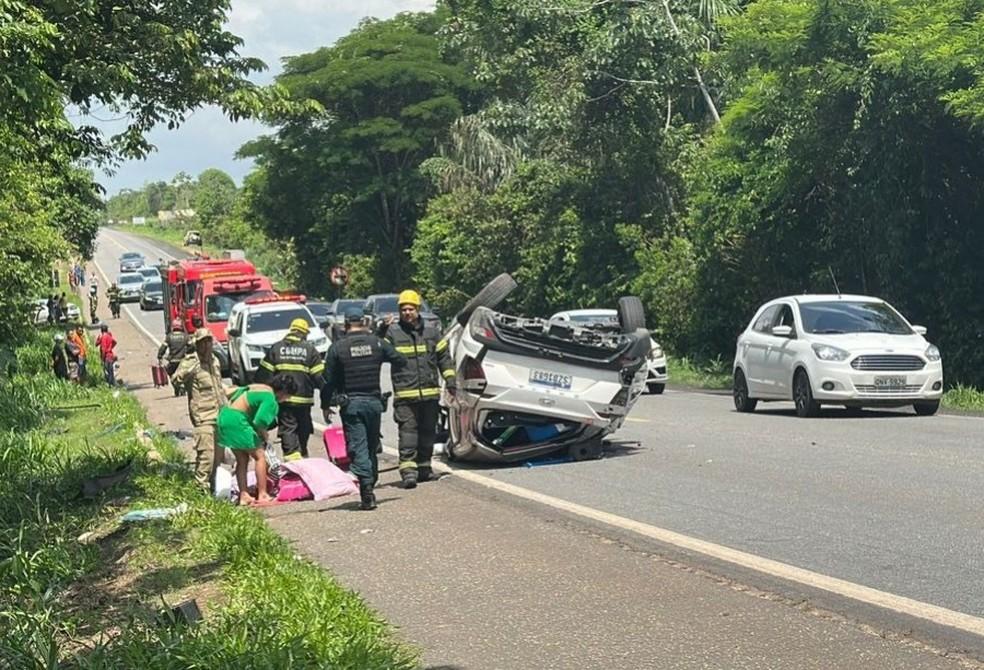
[96,0,435,196]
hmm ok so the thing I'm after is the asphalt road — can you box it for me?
[93,227,984,626]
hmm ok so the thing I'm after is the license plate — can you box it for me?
[874,376,906,388]
[529,369,573,390]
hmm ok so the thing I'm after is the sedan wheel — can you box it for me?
[647,383,665,395]
[793,370,821,418]
[914,400,940,416]
[733,370,757,413]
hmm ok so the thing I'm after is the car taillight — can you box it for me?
[462,356,487,394]
[470,310,498,342]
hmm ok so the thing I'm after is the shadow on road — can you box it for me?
[749,407,919,420]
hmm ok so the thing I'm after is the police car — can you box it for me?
[225,296,331,384]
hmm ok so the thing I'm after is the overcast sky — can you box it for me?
[94,0,434,196]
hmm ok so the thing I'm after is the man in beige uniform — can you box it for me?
[172,328,226,490]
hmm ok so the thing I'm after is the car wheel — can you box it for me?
[647,383,665,395]
[844,405,864,417]
[733,369,757,413]
[230,358,241,386]
[793,370,821,418]
[455,273,518,327]
[914,400,940,416]
[617,296,646,333]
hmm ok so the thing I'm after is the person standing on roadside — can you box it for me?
[57,293,68,322]
[172,328,226,491]
[379,290,456,488]
[255,318,324,461]
[46,295,55,325]
[158,319,190,375]
[52,333,70,380]
[94,324,118,386]
[321,308,406,510]
[67,324,88,382]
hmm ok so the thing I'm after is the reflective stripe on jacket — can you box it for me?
[254,334,324,405]
[381,319,455,403]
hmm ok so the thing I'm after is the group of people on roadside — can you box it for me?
[172,289,456,511]
[51,323,118,386]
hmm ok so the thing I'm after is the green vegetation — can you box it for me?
[0,332,416,668]
[668,357,732,391]
[942,386,984,413]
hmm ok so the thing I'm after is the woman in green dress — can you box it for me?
[217,374,297,505]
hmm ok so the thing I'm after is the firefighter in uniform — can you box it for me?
[172,328,226,490]
[255,318,324,460]
[321,309,406,509]
[158,319,190,376]
[379,290,456,488]
[107,283,121,318]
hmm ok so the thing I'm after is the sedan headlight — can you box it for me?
[246,344,265,355]
[649,345,664,360]
[812,343,850,362]
[925,344,942,362]
[310,337,328,348]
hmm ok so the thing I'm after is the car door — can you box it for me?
[743,305,780,396]
[762,303,798,396]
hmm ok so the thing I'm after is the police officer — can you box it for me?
[255,318,324,460]
[379,290,456,488]
[172,328,226,490]
[158,319,190,376]
[321,309,406,510]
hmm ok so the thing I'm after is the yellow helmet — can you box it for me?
[398,290,422,308]
[289,318,310,334]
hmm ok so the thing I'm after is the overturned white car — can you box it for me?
[441,275,651,463]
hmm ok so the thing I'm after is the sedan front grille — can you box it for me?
[850,355,925,371]
[853,384,924,395]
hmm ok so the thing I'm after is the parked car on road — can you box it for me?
[733,294,944,417]
[309,298,367,340]
[442,275,651,463]
[225,298,330,384]
[119,252,145,273]
[136,266,160,285]
[116,272,144,302]
[139,278,164,311]
[550,309,668,394]
[33,299,49,324]
[364,293,441,332]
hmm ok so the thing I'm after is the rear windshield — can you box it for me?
[119,275,143,285]
[247,308,313,333]
[143,281,162,293]
[799,301,912,335]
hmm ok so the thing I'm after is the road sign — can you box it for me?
[330,266,349,287]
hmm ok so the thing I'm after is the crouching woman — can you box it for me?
[217,374,296,505]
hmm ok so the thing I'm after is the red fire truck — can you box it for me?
[162,257,275,373]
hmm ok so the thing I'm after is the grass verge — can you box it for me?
[942,385,984,413]
[0,330,417,669]
[667,355,731,391]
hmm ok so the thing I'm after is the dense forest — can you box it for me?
[107,0,984,387]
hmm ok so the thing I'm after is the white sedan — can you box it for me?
[550,309,668,394]
[733,294,944,417]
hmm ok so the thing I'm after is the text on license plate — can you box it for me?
[874,376,906,388]
[529,369,573,390]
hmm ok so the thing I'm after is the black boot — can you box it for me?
[401,470,418,489]
[359,480,377,511]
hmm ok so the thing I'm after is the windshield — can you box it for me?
[121,253,142,260]
[799,301,913,335]
[119,275,143,285]
[306,303,332,317]
[246,308,313,333]
[205,291,267,323]
[143,281,162,293]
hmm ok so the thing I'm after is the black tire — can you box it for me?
[648,383,665,395]
[914,400,940,416]
[568,438,603,461]
[793,370,821,418]
[617,296,646,333]
[733,369,757,413]
[455,273,518,327]
[844,405,864,417]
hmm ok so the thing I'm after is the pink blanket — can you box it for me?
[282,458,357,501]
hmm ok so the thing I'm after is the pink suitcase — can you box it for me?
[322,425,350,470]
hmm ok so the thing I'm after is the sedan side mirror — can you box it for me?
[912,325,928,336]
[771,325,793,338]
[226,327,241,337]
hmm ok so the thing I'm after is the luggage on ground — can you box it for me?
[322,425,350,470]
[151,364,168,388]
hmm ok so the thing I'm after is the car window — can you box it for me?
[144,280,162,292]
[752,305,780,333]
[773,304,796,334]
[799,301,912,335]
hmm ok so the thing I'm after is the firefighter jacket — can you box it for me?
[380,319,456,403]
[157,331,189,364]
[255,333,325,406]
[320,332,406,406]
[171,353,225,426]
[106,286,121,303]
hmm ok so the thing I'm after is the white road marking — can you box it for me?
[105,227,984,639]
